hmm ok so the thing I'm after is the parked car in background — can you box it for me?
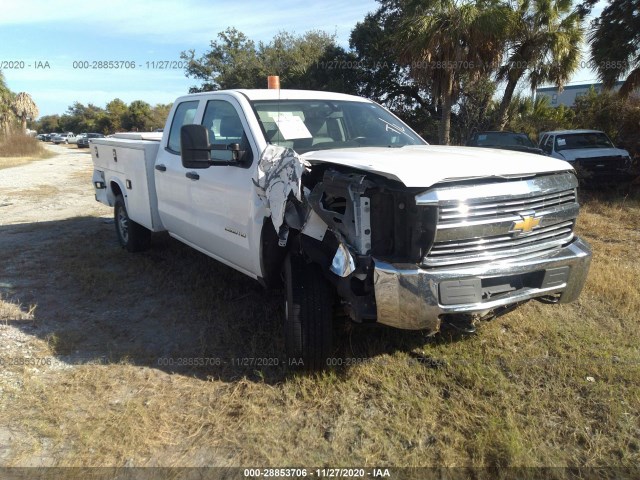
[538,130,633,184]
[467,131,543,155]
[77,133,104,148]
[51,133,75,144]
[68,133,86,145]
[37,134,47,141]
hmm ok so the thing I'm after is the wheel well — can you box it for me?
[111,181,123,198]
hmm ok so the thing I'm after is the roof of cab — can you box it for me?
[540,129,604,136]
[178,89,370,102]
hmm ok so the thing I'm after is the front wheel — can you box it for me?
[283,252,334,371]
[114,194,150,252]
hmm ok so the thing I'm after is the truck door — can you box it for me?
[185,97,260,276]
[155,100,200,236]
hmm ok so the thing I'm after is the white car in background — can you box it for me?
[52,132,76,144]
[68,133,86,145]
[538,129,633,184]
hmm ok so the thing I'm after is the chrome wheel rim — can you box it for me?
[117,206,129,244]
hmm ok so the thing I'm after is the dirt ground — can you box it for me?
[0,145,103,223]
[0,144,284,466]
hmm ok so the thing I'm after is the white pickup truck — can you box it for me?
[91,89,591,370]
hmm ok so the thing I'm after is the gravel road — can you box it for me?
[0,144,107,225]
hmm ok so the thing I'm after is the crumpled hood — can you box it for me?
[301,145,573,188]
[556,147,630,161]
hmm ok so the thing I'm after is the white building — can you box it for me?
[536,81,625,107]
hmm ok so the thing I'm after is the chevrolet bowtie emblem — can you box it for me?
[512,215,541,233]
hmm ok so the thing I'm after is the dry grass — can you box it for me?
[0,157,37,170]
[0,134,54,169]
[0,188,639,470]
[0,295,35,325]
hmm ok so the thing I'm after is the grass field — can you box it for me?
[0,134,54,169]
[0,184,638,473]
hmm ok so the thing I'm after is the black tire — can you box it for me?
[283,252,334,371]
[114,194,151,252]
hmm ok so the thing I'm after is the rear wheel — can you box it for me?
[114,194,150,252]
[283,252,334,371]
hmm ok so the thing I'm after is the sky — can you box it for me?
[0,0,379,117]
[0,0,606,119]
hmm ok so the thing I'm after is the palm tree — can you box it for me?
[395,0,510,144]
[0,71,15,136]
[0,70,8,96]
[589,0,640,97]
[12,92,39,133]
[505,93,575,135]
[495,0,583,130]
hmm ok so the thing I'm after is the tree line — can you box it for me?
[2,0,638,145]
[181,0,639,145]
[32,99,172,135]
[1,71,171,136]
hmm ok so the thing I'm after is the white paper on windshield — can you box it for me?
[557,138,566,146]
[261,111,291,122]
[273,114,312,140]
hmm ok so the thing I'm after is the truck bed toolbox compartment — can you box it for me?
[92,137,163,231]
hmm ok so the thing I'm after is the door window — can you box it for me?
[202,100,252,163]
[167,100,199,154]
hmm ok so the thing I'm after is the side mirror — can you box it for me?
[181,124,212,168]
[180,124,246,168]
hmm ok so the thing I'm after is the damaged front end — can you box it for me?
[254,145,440,330]
[254,146,591,336]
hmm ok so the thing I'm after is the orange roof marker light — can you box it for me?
[267,76,280,89]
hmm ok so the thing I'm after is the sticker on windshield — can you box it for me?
[557,138,566,146]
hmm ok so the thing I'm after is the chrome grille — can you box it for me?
[425,221,574,267]
[416,172,579,268]
[438,189,576,224]
[575,156,629,173]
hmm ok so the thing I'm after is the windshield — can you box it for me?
[470,132,535,148]
[250,100,426,153]
[555,132,614,151]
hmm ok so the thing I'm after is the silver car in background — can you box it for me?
[77,133,104,148]
[538,129,633,184]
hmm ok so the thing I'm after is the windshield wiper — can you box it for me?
[378,118,414,140]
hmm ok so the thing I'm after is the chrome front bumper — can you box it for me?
[372,237,592,330]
